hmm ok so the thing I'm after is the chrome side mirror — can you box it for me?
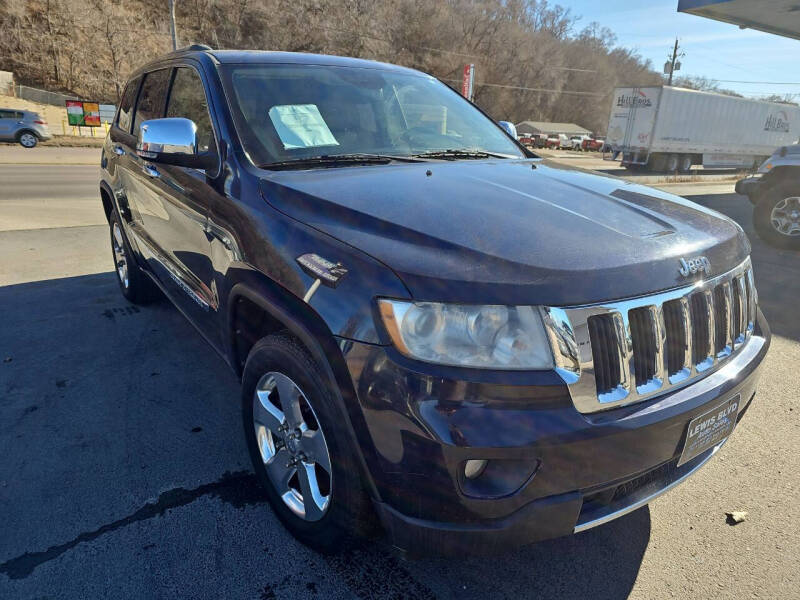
[498,121,517,139]
[136,117,214,170]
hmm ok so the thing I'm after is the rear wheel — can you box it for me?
[754,183,800,250]
[665,153,679,172]
[108,210,160,304]
[18,131,38,148]
[242,334,374,552]
[679,155,693,173]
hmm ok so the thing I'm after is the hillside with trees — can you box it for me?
[0,0,664,133]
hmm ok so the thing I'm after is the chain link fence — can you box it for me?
[15,84,78,107]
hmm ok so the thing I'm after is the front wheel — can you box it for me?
[18,132,38,148]
[242,334,374,552]
[753,183,800,250]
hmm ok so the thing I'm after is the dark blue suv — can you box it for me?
[99,45,770,555]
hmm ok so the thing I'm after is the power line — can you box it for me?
[311,24,486,59]
[706,79,800,85]
[549,66,597,72]
[440,78,605,96]
[314,24,597,70]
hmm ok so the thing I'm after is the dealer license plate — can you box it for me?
[677,395,740,467]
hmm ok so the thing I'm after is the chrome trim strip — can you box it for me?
[574,440,726,534]
[735,274,748,345]
[551,258,755,414]
[696,288,715,373]
[716,281,733,360]
[541,306,581,383]
[746,268,757,334]
[648,305,666,391]
[128,226,215,311]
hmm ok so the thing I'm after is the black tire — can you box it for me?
[679,154,693,173]
[665,153,679,172]
[17,131,38,148]
[753,182,800,250]
[108,210,161,304]
[241,334,374,552]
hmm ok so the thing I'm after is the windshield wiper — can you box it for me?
[411,149,510,160]
[260,153,422,170]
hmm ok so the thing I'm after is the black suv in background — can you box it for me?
[100,45,770,555]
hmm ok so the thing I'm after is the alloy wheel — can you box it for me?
[253,372,332,521]
[770,196,800,237]
[20,133,37,148]
[112,222,129,288]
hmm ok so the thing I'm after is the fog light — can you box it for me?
[464,459,488,479]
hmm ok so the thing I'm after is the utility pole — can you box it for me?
[168,0,179,51]
[665,38,684,86]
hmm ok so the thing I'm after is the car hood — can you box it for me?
[259,159,749,305]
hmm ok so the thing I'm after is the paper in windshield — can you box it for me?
[268,104,339,150]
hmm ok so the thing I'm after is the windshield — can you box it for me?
[219,64,525,166]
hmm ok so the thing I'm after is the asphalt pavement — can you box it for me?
[0,155,798,600]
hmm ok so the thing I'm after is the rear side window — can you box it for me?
[166,67,216,154]
[133,69,171,135]
[0,110,22,119]
[117,76,141,134]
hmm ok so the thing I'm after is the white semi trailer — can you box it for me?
[606,85,800,171]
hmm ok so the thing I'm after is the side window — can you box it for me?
[166,67,216,154]
[133,69,171,136]
[117,76,141,134]
[0,110,14,119]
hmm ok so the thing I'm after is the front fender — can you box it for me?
[223,270,385,502]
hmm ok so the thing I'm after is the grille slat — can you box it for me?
[690,293,710,366]
[588,315,613,394]
[572,262,756,411]
[662,299,687,377]
[629,307,657,388]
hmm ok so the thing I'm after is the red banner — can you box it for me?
[461,64,474,100]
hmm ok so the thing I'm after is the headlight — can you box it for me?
[377,299,554,369]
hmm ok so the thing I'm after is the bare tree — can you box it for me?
[0,0,665,129]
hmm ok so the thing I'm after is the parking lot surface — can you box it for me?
[0,156,798,599]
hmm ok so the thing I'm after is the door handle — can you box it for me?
[112,144,125,155]
[142,163,160,178]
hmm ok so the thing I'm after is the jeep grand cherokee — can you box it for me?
[99,45,770,555]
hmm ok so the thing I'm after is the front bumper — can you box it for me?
[735,175,764,201]
[340,310,770,556]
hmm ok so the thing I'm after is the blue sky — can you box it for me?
[565,0,800,99]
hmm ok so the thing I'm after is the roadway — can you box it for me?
[0,149,798,600]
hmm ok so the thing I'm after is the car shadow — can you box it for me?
[0,271,649,599]
[325,508,649,600]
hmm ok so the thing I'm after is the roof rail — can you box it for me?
[176,43,213,52]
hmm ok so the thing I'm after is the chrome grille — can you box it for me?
[543,258,757,414]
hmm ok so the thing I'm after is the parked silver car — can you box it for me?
[0,108,52,147]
